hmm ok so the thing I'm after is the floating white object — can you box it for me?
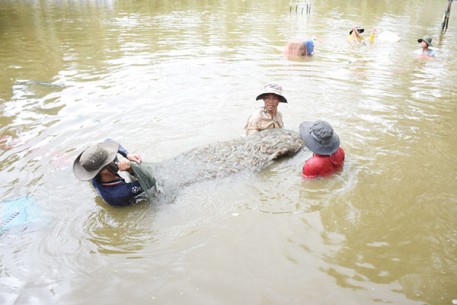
[377,31,401,42]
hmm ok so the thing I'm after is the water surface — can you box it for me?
[1,0,456,304]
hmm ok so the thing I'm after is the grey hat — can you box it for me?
[73,141,119,180]
[418,35,433,47]
[299,120,340,155]
[256,83,288,103]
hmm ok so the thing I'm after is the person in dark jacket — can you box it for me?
[73,140,143,206]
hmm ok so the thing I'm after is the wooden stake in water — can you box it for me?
[289,0,311,15]
[441,0,453,33]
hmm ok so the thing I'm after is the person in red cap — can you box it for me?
[244,83,287,136]
[299,120,345,178]
[73,140,143,206]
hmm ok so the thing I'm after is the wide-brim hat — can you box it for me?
[417,35,432,47]
[299,120,340,155]
[256,83,288,103]
[349,27,365,35]
[73,141,119,180]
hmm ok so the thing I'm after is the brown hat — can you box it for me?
[256,83,288,103]
[73,141,119,180]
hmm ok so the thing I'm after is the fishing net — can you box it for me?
[130,162,157,201]
[131,128,304,203]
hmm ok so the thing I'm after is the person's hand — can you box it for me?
[127,153,142,164]
[116,160,132,172]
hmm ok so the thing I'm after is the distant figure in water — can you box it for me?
[415,35,436,58]
[244,83,287,136]
[347,26,366,45]
[299,120,345,178]
[0,135,13,150]
[283,39,315,58]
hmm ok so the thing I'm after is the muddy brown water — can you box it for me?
[0,0,456,304]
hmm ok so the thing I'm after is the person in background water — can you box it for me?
[244,83,287,136]
[347,26,366,45]
[415,35,436,57]
[0,135,13,150]
[283,38,315,57]
[73,140,143,207]
[299,120,345,178]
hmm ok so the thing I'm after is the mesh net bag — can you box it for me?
[131,128,303,203]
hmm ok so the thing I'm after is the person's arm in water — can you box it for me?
[105,138,142,163]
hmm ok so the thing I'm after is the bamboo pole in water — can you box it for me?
[289,1,311,15]
[441,0,453,33]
